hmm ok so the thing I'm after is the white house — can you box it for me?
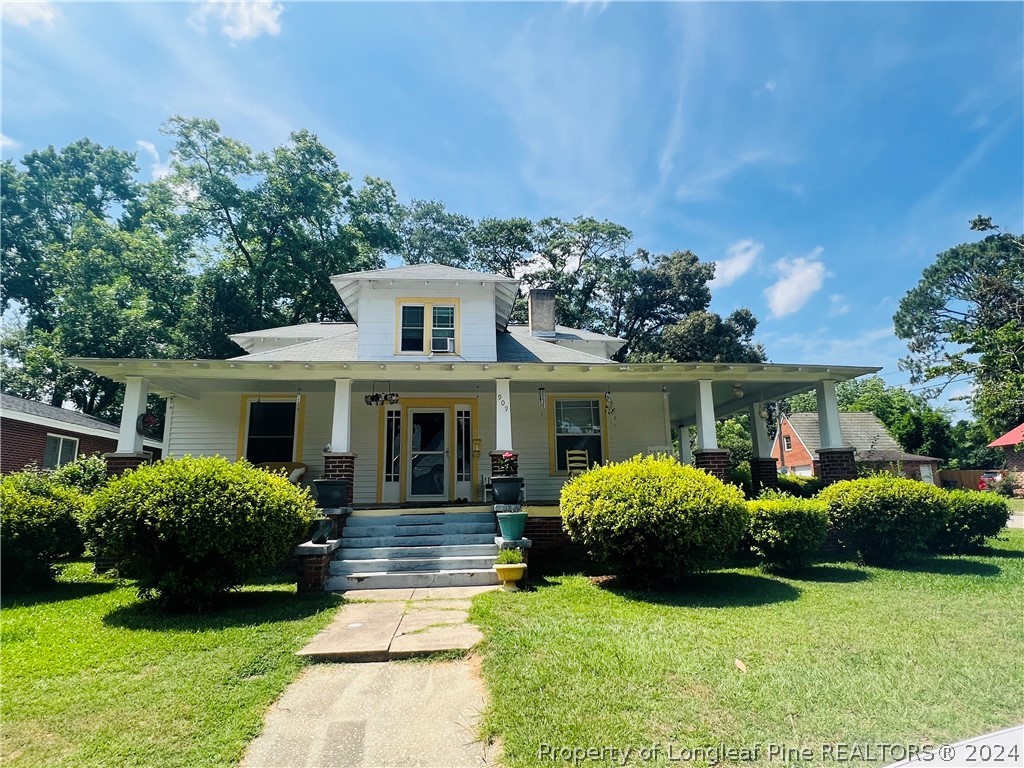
[71,264,876,588]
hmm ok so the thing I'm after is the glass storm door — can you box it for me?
[408,409,448,500]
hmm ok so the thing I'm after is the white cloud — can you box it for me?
[828,293,851,316]
[136,140,171,180]
[0,133,22,153]
[190,0,283,42]
[763,81,777,92]
[711,239,762,288]
[1,1,58,27]
[764,246,828,318]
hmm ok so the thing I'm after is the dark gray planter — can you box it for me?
[491,476,523,504]
[313,478,351,508]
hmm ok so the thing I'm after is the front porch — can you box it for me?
[87,359,879,503]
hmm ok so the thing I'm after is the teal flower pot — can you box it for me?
[496,510,528,540]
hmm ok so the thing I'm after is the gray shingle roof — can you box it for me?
[1,392,118,433]
[506,324,624,343]
[230,322,355,340]
[331,263,519,283]
[787,411,939,461]
[227,323,614,364]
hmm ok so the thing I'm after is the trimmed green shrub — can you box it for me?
[495,548,524,565]
[52,454,110,493]
[933,490,1010,552]
[1,476,89,588]
[91,456,317,609]
[561,454,748,586]
[817,475,949,565]
[747,497,828,573]
[728,461,754,499]
[776,474,824,498]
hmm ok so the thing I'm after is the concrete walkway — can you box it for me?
[298,586,500,662]
[241,660,497,768]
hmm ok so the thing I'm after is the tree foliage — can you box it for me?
[894,218,1024,437]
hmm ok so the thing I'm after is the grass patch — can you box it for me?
[1,562,341,767]
[1007,497,1024,513]
[471,530,1024,767]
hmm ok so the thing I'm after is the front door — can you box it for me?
[408,409,448,500]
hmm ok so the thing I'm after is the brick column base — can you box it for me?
[750,457,780,496]
[694,449,730,482]
[322,452,356,505]
[103,452,152,477]
[490,451,517,475]
[817,448,857,485]
[294,540,341,593]
[524,516,587,571]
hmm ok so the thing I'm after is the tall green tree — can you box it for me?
[162,117,398,334]
[469,217,535,278]
[894,217,1024,437]
[398,199,473,268]
[1,141,188,415]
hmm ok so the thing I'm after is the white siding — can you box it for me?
[355,284,497,361]
[166,385,669,505]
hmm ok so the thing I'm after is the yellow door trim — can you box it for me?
[378,397,478,503]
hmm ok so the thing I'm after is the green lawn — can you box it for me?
[1,563,341,768]
[1007,497,1024,512]
[472,530,1024,767]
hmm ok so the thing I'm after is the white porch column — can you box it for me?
[815,380,844,449]
[495,378,513,451]
[749,403,772,459]
[116,376,149,453]
[331,378,353,453]
[662,388,673,447]
[678,426,694,465]
[695,379,718,450]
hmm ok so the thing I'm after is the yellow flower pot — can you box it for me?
[494,563,527,591]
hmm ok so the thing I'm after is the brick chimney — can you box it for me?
[528,289,556,337]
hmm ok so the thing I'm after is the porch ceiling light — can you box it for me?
[732,385,744,399]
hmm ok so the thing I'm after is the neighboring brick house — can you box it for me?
[1,393,162,474]
[988,422,1024,489]
[771,411,941,485]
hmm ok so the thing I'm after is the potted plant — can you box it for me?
[496,503,528,539]
[493,548,526,591]
[491,451,523,504]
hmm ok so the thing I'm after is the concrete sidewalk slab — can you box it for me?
[299,586,497,662]
[241,661,497,768]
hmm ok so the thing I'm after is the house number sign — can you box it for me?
[496,393,509,411]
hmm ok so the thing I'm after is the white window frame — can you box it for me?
[783,435,793,451]
[43,433,79,469]
[396,299,459,354]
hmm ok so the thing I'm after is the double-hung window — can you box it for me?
[552,398,603,472]
[398,300,457,353]
[43,434,78,469]
[246,401,297,464]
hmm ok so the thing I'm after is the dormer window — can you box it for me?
[398,299,458,354]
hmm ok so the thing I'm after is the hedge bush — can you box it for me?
[817,475,948,565]
[776,474,825,498]
[1,475,90,588]
[561,454,748,586]
[52,454,110,494]
[933,490,1009,553]
[91,456,317,609]
[747,497,828,573]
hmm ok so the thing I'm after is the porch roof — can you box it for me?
[66,356,880,424]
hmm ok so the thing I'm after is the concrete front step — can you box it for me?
[337,544,498,560]
[342,522,496,538]
[327,568,501,591]
[333,555,498,575]
[345,512,495,527]
[339,533,497,549]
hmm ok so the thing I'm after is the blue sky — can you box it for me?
[3,1,1022,414]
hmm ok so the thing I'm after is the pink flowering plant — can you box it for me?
[496,451,519,476]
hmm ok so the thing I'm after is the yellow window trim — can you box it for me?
[236,394,307,463]
[376,397,478,503]
[547,394,609,476]
[393,297,461,355]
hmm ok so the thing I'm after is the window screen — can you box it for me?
[554,399,602,472]
[43,435,79,469]
[401,305,425,352]
[246,402,296,464]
